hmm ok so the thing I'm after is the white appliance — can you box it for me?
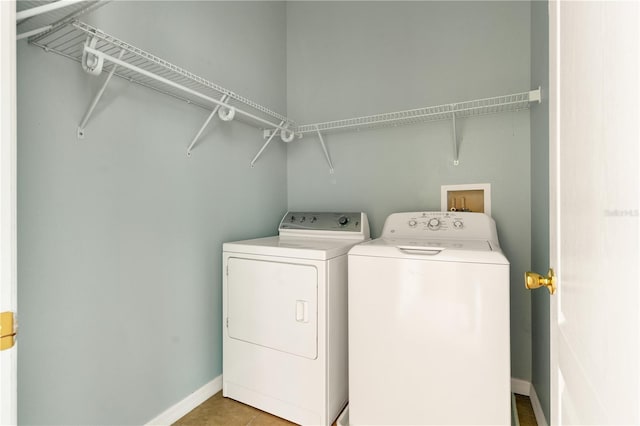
[223,211,370,425]
[348,211,510,425]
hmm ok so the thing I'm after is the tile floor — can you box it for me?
[173,391,538,426]
[515,394,538,426]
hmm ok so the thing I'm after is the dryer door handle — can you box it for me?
[296,300,309,323]
[397,245,445,256]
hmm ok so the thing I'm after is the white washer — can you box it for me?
[223,212,370,426]
[348,211,510,425]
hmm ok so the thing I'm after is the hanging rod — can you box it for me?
[83,44,292,133]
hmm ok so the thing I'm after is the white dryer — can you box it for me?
[348,211,510,425]
[223,212,370,425]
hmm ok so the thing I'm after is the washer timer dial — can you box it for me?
[427,218,441,230]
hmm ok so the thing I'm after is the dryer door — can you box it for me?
[226,257,318,359]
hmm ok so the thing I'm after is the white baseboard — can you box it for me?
[529,383,548,426]
[511,377,531,396]
[510,377,548,426]
[145,375,222,425]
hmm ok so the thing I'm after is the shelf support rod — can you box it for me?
[16,0,85,21]
[315,126,335,174]
[17,25,52,41]
[83,46,292,133]
[186,94,229,157]
[250,121,284,168]
[451,110,460,166]
[77,48,125,139]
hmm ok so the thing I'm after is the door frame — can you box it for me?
[548,0,559,423]
[0,0,18,423]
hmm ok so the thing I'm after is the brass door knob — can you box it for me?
[525,268,556,295]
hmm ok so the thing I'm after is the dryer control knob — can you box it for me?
[453,220,464,229]
[427,218,441,230]
[408,220,418,227]
[338,216,349,226]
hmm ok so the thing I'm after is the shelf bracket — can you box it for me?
[250,120,285,168]
[186,94,229,157]
[530,86,542,103]
[315,126,335,174]
[451,111,460,166]
[77,47,125,139]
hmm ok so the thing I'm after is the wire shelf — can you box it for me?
[20,4,541,166]
[296,90,538,135]
[17,1,107,40]
[29,20,295,130]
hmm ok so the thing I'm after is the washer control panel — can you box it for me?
[396,212,464,232]
[381,211,497,241]
[279,212,365,233]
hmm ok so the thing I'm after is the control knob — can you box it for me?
[453,220,464,229]
[408,219,418,228]
[427,218,441,230]
[338,216,349,226]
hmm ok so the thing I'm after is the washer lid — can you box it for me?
[348,237,509,265]
[223,236,361,260]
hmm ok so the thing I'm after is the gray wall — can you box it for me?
[530,0,550,422]
[286,1,533,381]
[17,2,287,424]
[17,1,544,424]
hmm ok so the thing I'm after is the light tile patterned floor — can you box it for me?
[173,391,538,426]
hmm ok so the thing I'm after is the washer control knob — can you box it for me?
[290,215,296,222]
[427,218,441,230]
[453,220,464,229]
[300,216,306,223]
[338,216,349,226]
[408,219,418,228]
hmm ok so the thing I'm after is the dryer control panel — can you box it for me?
[381,211,498,242]
[280,212,364,232]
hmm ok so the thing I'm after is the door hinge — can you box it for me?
[1,311,16,351]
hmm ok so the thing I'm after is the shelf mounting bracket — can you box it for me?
[315,126,335,174]
[250,120,285,168]
[451,110,460,166]
[77,47,125,139]
[186,94,229,157]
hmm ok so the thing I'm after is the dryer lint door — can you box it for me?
[226,257,318,359]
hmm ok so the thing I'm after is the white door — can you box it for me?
[0,0,18,424]
[549,1,639,424]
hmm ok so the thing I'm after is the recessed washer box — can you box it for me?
[441,183,491,216]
